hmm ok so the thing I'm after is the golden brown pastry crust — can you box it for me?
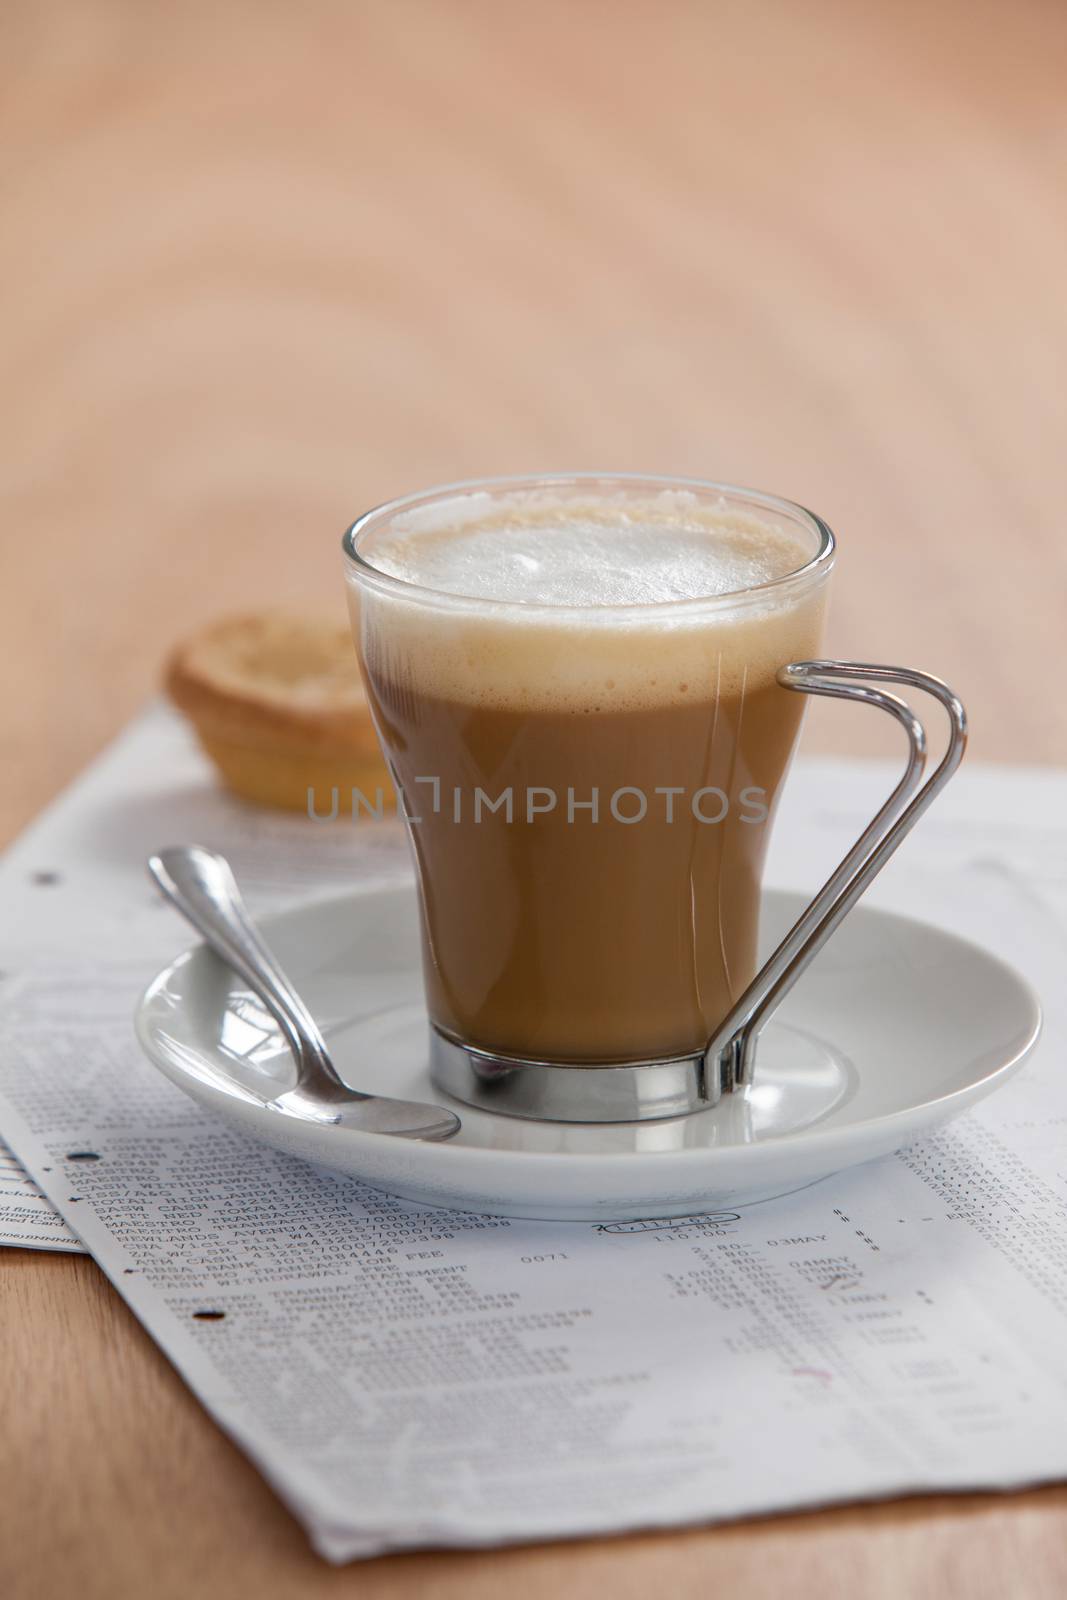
[165,613,392,810]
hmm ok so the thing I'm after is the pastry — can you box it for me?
[165,613,394,813]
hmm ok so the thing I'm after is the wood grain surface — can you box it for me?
[2,2,1066,1595]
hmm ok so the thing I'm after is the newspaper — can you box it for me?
[0,1136,84,1252]
[0,706,1065,1560]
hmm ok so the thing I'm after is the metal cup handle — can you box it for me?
[703,661,967,1099]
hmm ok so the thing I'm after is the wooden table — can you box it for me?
[2,3,1066,1594]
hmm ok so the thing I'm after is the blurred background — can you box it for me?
[3,0,1066,839]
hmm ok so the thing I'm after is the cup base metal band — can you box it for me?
[429,1028,719,1123]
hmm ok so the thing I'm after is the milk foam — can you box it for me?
[348,490,829,711]
[368,492,810,606]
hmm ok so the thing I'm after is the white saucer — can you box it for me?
[136,886,1041,1221]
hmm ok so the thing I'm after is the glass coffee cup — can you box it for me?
[343,475,965,1123]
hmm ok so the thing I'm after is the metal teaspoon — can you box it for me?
[147,846,461,1141]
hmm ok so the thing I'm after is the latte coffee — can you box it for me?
[344,480,831,1065]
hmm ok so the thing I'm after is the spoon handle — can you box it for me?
[147,845,355,1099]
